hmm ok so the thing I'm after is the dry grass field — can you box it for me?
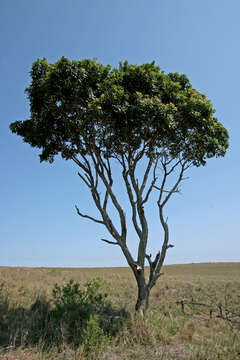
[0,262,240,359]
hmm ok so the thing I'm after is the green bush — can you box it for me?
[0,278,128,352]
[83,314,112,356]
[52,278,107,321]
[50,278,112,346]
[46,278,127,348]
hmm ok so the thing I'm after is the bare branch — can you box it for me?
[145,253,152,266]
[86,146,127,242]
[154,186,180,194]
[72,150,124,242]
[142,158,159,204]
[101,238,119,245]
[106,157,113,185]
[88,146,127,242]
[126,154,149,267]
[166,159,182,175]
[121,154,142,239]
[133,143,147,170]
[75,205,104,224]
[129,165,149,267]
[90,188,122,241]
[152,251,160,269]
[160,162,187,208]
[103,189,109,211]
[164,189,179,194]
[157,162,168,205]
[159,188,181,194]
[72,155,90,173]
[147,250,162,290]
[77,171,91,187]
[140,157,153,195]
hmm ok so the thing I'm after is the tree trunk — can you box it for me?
[135,275,150,315]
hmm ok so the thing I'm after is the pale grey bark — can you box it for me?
[72,143,191,313]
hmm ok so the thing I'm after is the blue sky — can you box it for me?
[1,0,239,267]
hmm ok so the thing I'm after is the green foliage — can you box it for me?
[0,278,127,351]
[52,278,107,322]
[83,314,112,356]
[49,278,125,347]
[10,57,228,166]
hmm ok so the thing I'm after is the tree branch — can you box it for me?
[89,146,127,242]
[73,151,123,242]
[75,205,104,224]
[121,154,142,240]
[147,160,190,289]
[77,171,91,187]
[128,164,149,267]
[103,189,109,211]
[142,158,159,204]
[160,161,187,208]
[140,157,153,195]
[101,238,119,245]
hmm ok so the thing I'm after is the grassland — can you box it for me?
[0,263,240,359]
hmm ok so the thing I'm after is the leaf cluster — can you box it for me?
[10,57,229,165]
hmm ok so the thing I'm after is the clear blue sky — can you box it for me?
[1,0,239,267]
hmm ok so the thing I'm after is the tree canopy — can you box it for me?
[10,57,228,165]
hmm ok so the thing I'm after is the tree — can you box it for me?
[10,57,229,314]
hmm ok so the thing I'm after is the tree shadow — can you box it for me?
[0,287,129,350]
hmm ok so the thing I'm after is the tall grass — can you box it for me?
[0,263,240,359]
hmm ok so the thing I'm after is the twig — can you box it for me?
[101,238,119,245]
[75,205,104,224]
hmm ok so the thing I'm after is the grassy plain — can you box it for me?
[0,262,240,359]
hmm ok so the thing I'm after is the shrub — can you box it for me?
[83,314,112,358]
[0,278,128,352]
[49,278,127,348]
